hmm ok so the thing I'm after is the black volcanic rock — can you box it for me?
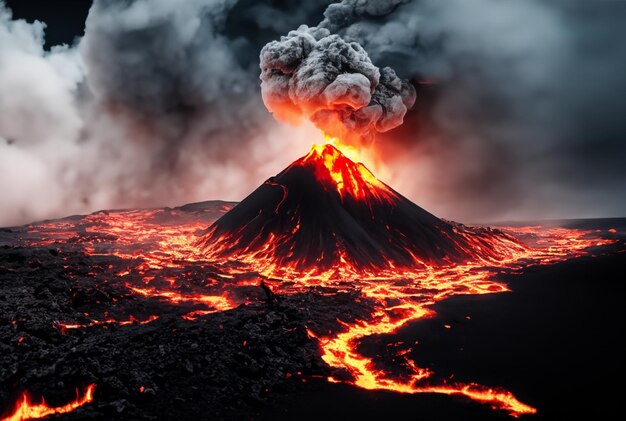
[199,144,521,272]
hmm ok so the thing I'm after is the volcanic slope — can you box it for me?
[199,144,526,276]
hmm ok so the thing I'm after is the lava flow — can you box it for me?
[1,385,95,421]
[197,142,615,417]
[2,141,618,419]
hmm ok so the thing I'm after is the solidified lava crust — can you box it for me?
[0,238,374,419]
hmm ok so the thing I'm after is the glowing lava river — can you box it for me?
[0,144,623,420]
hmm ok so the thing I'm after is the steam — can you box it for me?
[0,5,85,225]
[260,24,415,143]
[0,0,319,226]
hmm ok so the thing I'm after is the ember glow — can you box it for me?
[5,144,616,419]
[56,314,159,333]
[1,385,95,421]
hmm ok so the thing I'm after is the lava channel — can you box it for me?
[1,385,95,421]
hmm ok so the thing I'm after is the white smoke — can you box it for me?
[0,6,86,225]
[0,1,313,227]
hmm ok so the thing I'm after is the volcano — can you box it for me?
[199,144,525,276]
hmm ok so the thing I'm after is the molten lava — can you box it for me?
[193,144,616,416]
[1,385,95,421]
[199,143,529,277]
[4,143,618,419]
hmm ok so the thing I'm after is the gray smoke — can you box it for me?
[294,0,626,221]
[260,24,415,143]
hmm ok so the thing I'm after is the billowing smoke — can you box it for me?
[0,4,85,225]
[260,25,415,143]
[1,0,625,226]
[0,0,329,226]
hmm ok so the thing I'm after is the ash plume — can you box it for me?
[260,24,415,144]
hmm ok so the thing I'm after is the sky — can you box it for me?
[1,0,625,226]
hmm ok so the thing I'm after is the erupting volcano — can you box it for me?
[200,143,526,278]
[2,1,624,420]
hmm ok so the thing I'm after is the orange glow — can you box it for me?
[128,285,235,312]
[18,145,618,418]
[322,136,361,163]
[418,384,537,417]
[304,143,393,202]
[1,385,95,421]
[197,146,615,417]
[321,135,389,180]
[57,315,159,333]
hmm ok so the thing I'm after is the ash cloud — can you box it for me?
[260,24,415,144]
